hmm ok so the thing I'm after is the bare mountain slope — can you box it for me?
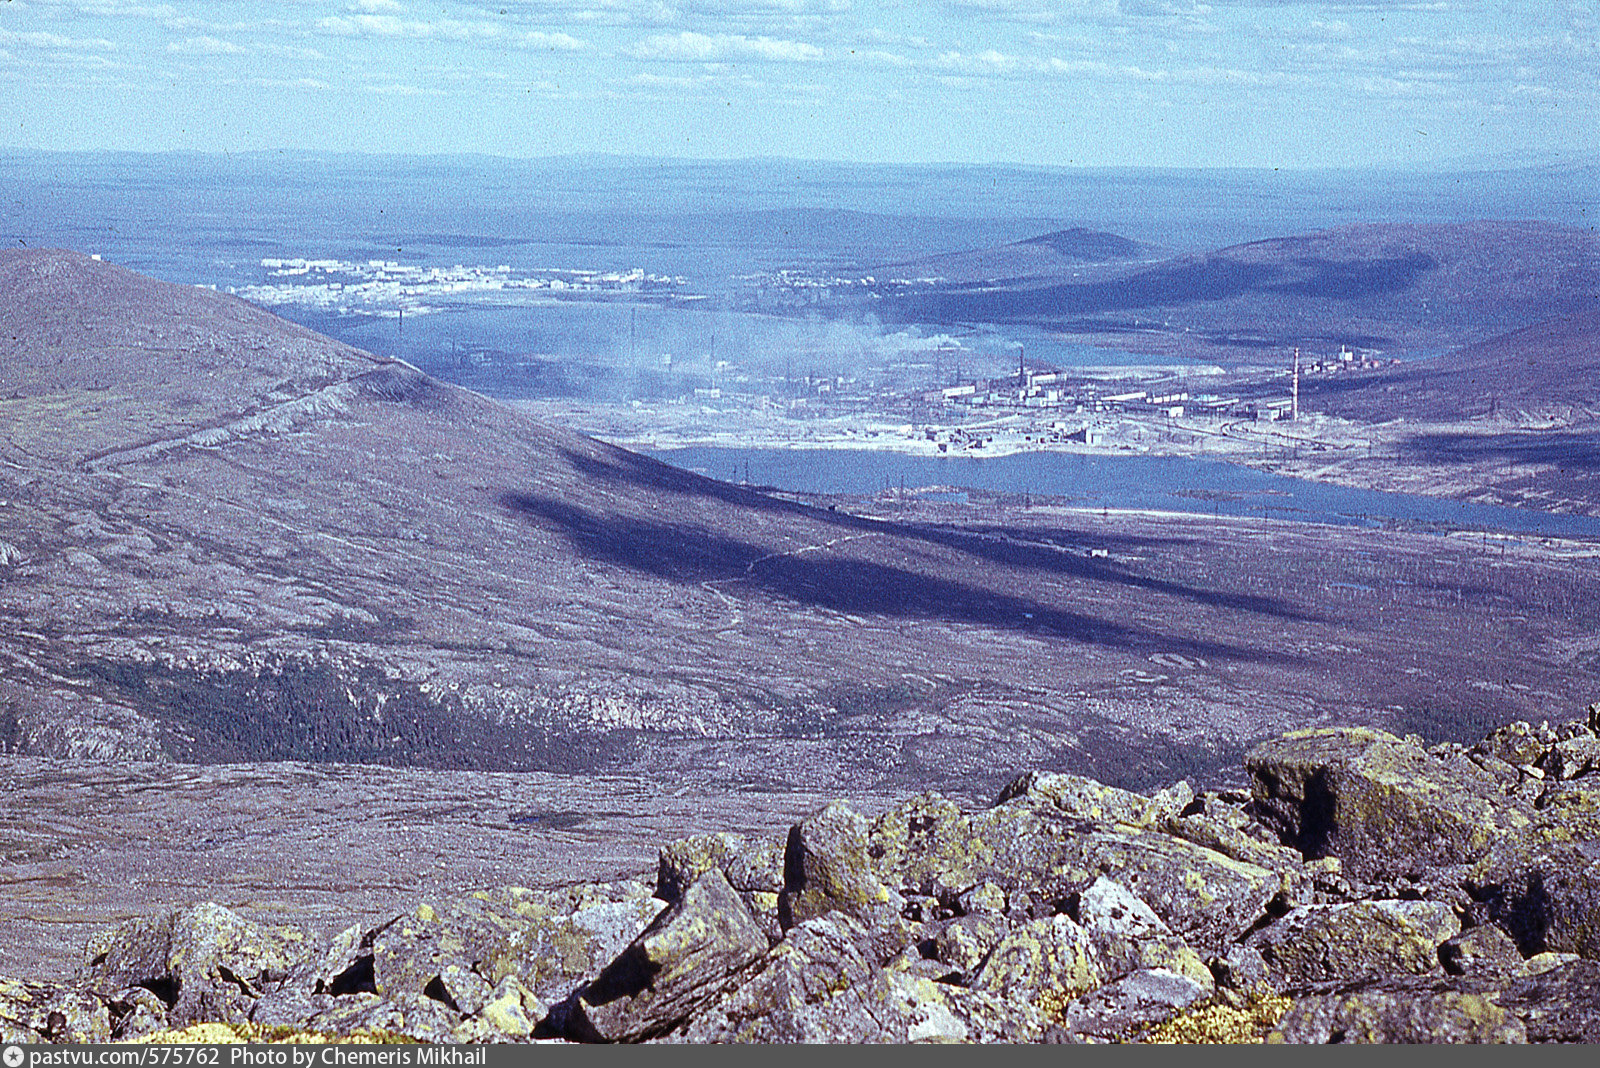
[1306,310,1600,424]
[885,221,1599,357]
[3,249,1598,799]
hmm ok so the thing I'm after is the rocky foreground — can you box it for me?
[6,709,1600,1045]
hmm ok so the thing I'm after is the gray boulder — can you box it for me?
[969,915,1107,1013]
[471,881,664,1009]
[296,991,463,1044]
[1074,876,1211,988]
[1496,959,1600,1043]
[782,969,1049,1044]
[1270,983,1526,1044]
[1060,968,1210,1040]
[996,771,1191,828]
[79,902,314,1025]
[670,910,879,1043]
[657,832,745,904]
[1,975,112,1043]
[781,801,910,958]
[1248,727,1533,882]
[1245,900,1459,986]
[1471,838,1600,958]
[929,914,1009,981]
[1440,925,1530,979]
[571,868,769,1042]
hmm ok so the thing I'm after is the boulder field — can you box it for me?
[6,707,1600,1045]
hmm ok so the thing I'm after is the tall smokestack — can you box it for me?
[1292,347,1300,421]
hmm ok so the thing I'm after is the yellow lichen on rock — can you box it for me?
[1139,995,1292,1044]
[124,1022,410,1044]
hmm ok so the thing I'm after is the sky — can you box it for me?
[0,0,1595,169]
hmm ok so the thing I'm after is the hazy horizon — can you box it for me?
[3,1,1594,170]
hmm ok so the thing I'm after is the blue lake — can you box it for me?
[647,446,1600,541]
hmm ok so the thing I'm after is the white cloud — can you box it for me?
[361,81,447,95]
[31,1,179,16]
[853,48,913,67]
[316,12,588,49]
[0,28,118,51]
[519,30,590,50]
[859,27,935,49]
[937,48,1026,74]
[628,30,824,61]
[167,35,247,56]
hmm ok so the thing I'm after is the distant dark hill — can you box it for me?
[3,250,1597,797]
[875,226,1155,287]
[884,221,1599,356]
[1305,310,1600,423]
[1020,228,1145,261]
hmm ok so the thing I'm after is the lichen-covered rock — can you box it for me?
[1269,983,1525,1044]
[670,911,879,1042]
[868,791,1284,952]
[1248,727,1533,882]
[572,868,769,1042]
[970,915,1106,1014]
[1,975,112,1043]
[781,802,909,957]
[1480,721,1548,767]
[297,991,462,1044]
[783,969,1049,1043]
[865,792,1076,906]
[723,836,788,941]
[930,914,1009,980]
[1438,924,1526,979]
[657,833,745,904]
[995,772,1191,828]
[1060,968,1210,1040]
[1072,877,1210,989]
[432,963,492,1015]
[1210,946,1275,999]
[1544,735,1600,780]
[370,899,508,1001]
[956,880,1008,916]
[1471,840,1600,958]
[80,902,314,1025]
[1496,960,1600,1043]
[1076,876,1165,939]
[474,881,664,1009]
[1163,810,1307,875]
[475,975,546,1040]
[1053,828,1289,952]
[32,710,1600,1045]
[1245,900,1460,986]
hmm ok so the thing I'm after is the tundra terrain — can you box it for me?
[2,247,1598,975]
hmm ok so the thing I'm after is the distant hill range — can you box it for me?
[4,250,1597,797]
[881,221,1599,358]
[876,227,1156,287]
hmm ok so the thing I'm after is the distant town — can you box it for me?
[236,257,695,318]
[235,255,1417,479]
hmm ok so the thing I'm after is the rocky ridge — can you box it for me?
[5,707,1600,1044]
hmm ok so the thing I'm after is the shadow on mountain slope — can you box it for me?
[502,492,1305,668]
[558,447,1322,624]
[1401,432,1600,471]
